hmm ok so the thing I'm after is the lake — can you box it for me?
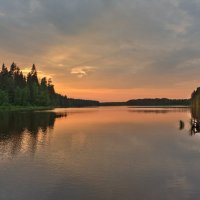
[0,107,200,200]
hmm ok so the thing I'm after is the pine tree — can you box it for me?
[0,62,71,107]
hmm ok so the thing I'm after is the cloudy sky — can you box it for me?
[0,0,199,101]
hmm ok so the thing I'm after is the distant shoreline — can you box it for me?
[100,98,190,107]
[0,97,191,111]
[0,104,190,111]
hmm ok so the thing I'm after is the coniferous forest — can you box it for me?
[0,63,99,107]
[0,62,193,108]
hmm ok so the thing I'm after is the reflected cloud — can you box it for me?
[0,107,199,200]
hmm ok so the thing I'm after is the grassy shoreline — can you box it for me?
[0,106,54,111]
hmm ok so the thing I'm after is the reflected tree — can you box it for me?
[0,111,67,157]
[190,107,200,135]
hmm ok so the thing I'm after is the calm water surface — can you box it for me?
[0,107,200,200]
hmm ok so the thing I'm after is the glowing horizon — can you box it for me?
[0,0,199,101]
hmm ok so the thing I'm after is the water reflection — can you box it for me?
[129,107,188,114]
[177,107,200,135]
[0,111,67,158]
[0,107,200,200]
[179,120,185,130]
[190,107,200,135]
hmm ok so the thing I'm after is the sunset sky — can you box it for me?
[0,0,199,101]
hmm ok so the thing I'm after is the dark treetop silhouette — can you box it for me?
[0,63,99,107]
[0,63,192,108]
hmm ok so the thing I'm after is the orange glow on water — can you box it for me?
[54,107,190,129]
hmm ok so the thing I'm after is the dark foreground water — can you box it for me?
[0,107,200,200]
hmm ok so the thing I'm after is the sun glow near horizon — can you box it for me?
[0,0,200,101]
[55,87,192,102]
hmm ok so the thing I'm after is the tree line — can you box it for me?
[191,87,200,108]
[0,63,99,107]
[100,98,191,106]
[127,98,190,106]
